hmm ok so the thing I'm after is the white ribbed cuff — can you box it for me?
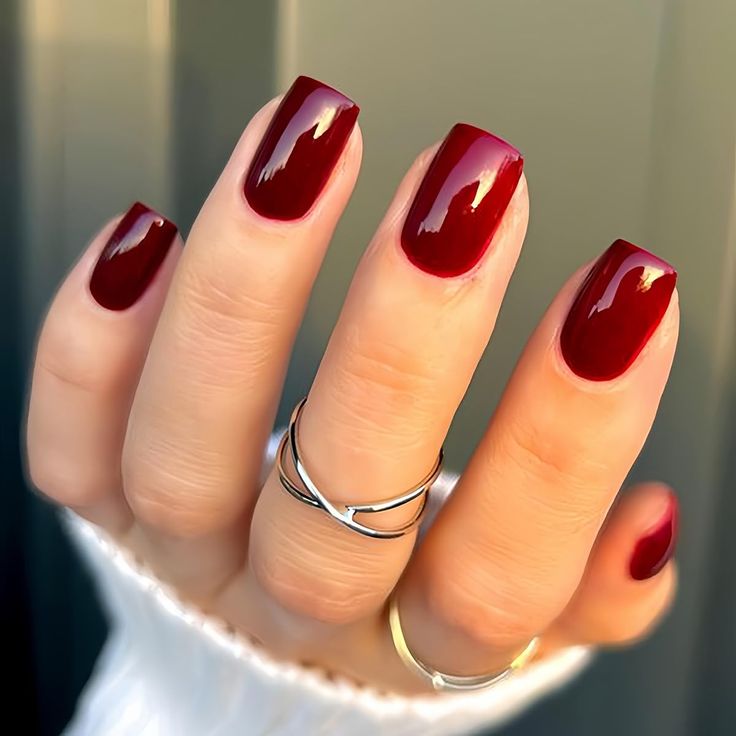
[63,521,590,734]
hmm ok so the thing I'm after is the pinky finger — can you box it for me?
[26,203,181,533]
[551,483,679,646]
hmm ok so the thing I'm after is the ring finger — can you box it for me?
[397,238,678,679]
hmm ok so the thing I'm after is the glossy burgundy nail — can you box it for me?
[401,123,523,278]
[89,202,177,311]
[244,75,359,220]
[560,239,677,381]
[630,494,679,580]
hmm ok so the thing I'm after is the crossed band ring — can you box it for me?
[277,397,444,539]
[388,595,540,691]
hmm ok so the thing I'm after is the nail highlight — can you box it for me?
[400,123,523,277]
[89,202,177,311]
[560,239,677,381]
[630,494,679,580]
[244,75,359,220]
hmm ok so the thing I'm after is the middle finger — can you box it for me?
[249,122,527,624]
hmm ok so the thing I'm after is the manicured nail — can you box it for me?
[244,75,359,220]
[401,123,523,278]
[630,494,679,580]
[560,239,677,381]
[90,202,177,311]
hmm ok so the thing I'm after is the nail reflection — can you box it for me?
[245,76,359,221]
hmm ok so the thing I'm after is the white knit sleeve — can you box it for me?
[62,435,592,736]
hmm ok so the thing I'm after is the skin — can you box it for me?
[26,94,678,694]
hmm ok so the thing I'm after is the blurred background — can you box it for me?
[3,1,735,733]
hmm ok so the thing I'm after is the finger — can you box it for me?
[551,482,678,646]
[123,77,361,589]
[248,123,527,626]
[26,203,180,532]
[399,239,678,676]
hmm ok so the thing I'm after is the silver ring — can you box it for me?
[277,397,443,539]
[388,595,539,692]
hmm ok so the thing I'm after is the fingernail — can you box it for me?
[90,202,177,311]
[244,75,359,220]
[560,239,677,381]
[401,123,523,278]
[630,494,679,580]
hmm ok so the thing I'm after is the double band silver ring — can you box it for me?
[277,397,443,539]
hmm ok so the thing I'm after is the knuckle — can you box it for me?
[172,263,288,391]
[252,552,384,625]
[496,416,609,526]
[502,416,583,487]
[27,451,111,508]
[127,491,211,538]
[124,442,235,537]
[337,323,438,400]
[424,562,557,650]
[250,509,394,624]
[177,250,288,330]
[322,326,440,450]
[36,318,120,396]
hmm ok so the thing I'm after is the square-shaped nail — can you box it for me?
[244,76,359,221]
[401,123,523,278]
[560,239,677,381]
[90,201,177,311]
[630,494,679,580]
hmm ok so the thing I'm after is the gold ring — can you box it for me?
[388,595,539,692]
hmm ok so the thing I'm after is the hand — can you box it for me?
[26,76,679,693]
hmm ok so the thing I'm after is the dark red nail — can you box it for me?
[401,123,523,278]
[244,76,359,220]
[630,494,679,580]
[89,202,177,311]
[560,239,677,381]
